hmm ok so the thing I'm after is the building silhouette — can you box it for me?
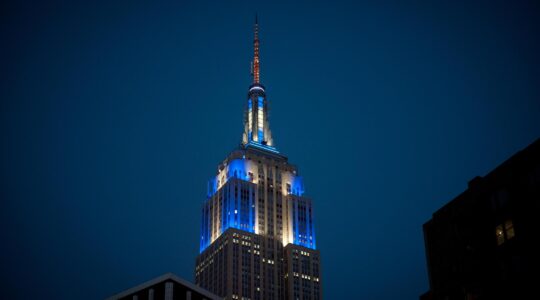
[194,18,322,300]
[421,139,540,300]
[107,273,221,300]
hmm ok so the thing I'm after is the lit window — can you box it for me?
[505,220,515,239]
[495,219,515,245]
[496,225,505,245]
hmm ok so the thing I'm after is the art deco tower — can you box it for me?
[195,18,322,300]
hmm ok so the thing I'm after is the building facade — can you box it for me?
[421,139,540,300]
[195,19,322,300]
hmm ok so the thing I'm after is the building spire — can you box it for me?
[252,14,260,84]
[243,15,275,150]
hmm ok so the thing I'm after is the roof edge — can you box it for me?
[106,272,221,300]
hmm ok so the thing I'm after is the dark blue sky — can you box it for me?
[1,0,539,299]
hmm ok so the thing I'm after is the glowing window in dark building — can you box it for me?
[496,219,515,245]
[505,220,515,239]
[496,225,505,245]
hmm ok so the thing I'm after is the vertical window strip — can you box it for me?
[258,97,264,142]
[248,99,253,140]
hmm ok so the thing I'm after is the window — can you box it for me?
[496,225,505,245]
[505,220,515,239]
[495,219,515,245]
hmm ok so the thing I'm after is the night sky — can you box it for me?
[2,1,540,299]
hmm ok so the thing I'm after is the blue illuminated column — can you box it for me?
[257,96,264,142]
[287,194,316,250]
[248,99,253,140]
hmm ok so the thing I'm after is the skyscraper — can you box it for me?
[195,18,322,300]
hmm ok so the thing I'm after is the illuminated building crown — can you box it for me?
[241,16,276,153]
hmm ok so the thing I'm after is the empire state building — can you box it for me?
[195,18,322,300]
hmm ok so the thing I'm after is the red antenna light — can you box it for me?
[252,14,260,84]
